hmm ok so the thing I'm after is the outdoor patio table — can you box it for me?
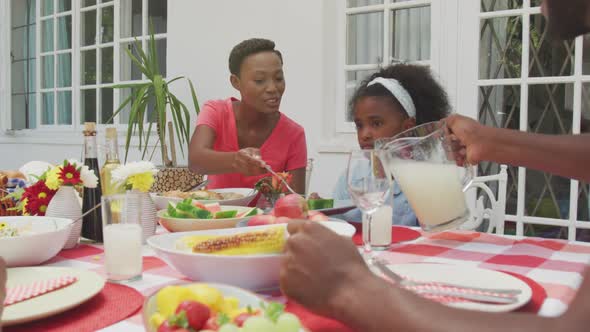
[5,226,590,332]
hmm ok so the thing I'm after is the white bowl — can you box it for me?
[147,222,356,290]
[0,217,74,267]
[152,188,258,210]
[157,206,262,232]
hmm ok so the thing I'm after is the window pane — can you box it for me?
[81,10,97,46]
[42,92,54,124]
[120,0,142,38]
[28,59,36,93]
[57,15,72,50]
[148,0,167,34]
[11,95,26,129]
[530,0,542,7]
[41,55,54,89]
[11,62,25,94]
[478,85,521,215]
[27,93,37,129]
[57,0,71,12]
[155,38,167,77]
[526,83,573,220]
[101,6,114,43]
[481,0,522,12]
[347,12,383,65]
[345,69,377,121]
[580,83,590,223]
[391,6,430,62]
[81,89,97,123]
[120,42,142,81]
[82,0,96,7]
[530,15,574,77]
[11,27,27,60]
[100,88,114,124]
[57,91,72,124]
[118,88,132,123]
[81,49,97,85]
[479,16,522,79]
[101,47,114,83]
[347,0,383,8]
[11,0,32,28]
[41,19,54,52]
[57,53,71,87]
[41,0,54,16]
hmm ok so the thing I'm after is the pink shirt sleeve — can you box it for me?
[285,128,307,171]
[196,100,224,132]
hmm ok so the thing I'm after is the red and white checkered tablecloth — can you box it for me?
[38,228,590,332]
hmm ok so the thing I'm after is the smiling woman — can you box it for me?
[188,38,307,194]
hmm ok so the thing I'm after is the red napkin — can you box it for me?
[352,224,421,246]
[4,276,78,306]
[4,283,144,332]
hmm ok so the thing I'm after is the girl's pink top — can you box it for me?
[196,97,307,189]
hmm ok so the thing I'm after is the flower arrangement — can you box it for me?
[111,161,157,192]
[255,172,293,205]
[45,160,98,190]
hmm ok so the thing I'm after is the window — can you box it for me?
[8,0,168,130]
[477,0,590,240]
[340,0,432,131]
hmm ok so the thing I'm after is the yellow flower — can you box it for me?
[127,172,154,192]
[0,222,7,229]
[38,192,47,199]
[45,167,62,190]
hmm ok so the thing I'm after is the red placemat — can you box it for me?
[286,271,547,332]
[352,224,421,246]
[4,282,144,332]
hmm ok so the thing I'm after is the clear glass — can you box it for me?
[102,192,143,283]
[376,121,472,232]
[346,150,391,260]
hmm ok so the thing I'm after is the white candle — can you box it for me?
[363,205,393,247]
[104,223,143,281]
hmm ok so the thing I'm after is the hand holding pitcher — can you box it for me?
[376,121,473,232]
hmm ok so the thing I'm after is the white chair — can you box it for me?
[461,165,508,234]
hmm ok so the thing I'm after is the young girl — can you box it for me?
[333,64,450,225]
[189,38,307,193]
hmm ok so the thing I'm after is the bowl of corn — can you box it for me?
[147,222,355,290]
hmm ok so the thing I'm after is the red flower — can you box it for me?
[22,180,57,216]
[58,163,82,186]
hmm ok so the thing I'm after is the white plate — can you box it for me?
[147,222,356,290]
[2,267,106,326]
[158,206,262,232]
[152,188,257,210]
[236,217,351,228]
[385,263,532,312]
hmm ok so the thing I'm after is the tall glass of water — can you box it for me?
[346,150,391,260]
[102,192,143,283]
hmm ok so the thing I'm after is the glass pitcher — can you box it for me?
[375,121,473,232]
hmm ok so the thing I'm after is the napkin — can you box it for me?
[4,276,78,306]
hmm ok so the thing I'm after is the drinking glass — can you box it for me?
[346,150,391,260]
[102,192,143,283]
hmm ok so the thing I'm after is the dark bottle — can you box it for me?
[81,122,104,242]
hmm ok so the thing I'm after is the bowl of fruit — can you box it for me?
[158,198,262,232]
[147,222,355,290]
[144,283,305,332]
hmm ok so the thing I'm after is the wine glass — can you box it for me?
[346,150,391,262]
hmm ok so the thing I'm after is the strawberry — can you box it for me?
[157,320,190,332]
[175,301,210,330]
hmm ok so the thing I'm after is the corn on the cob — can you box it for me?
[176,227,286,255]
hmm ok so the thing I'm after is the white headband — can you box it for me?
[367,77,416,118]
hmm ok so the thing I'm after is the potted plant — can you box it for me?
[111,25,203,192]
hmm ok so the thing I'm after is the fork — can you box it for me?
[372,257,522,296]
[264,165,301,197]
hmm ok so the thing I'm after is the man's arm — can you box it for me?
[446,115,590,183]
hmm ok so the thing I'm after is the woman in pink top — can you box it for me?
[189,38,307,193]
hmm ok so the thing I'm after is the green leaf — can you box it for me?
[148,21,159,75]
[124,44,152,79]
[110,82,150,89]
[188,79,201,115]
[167,311,189,329]
[262,301,285,323]
[217,313,231,326]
